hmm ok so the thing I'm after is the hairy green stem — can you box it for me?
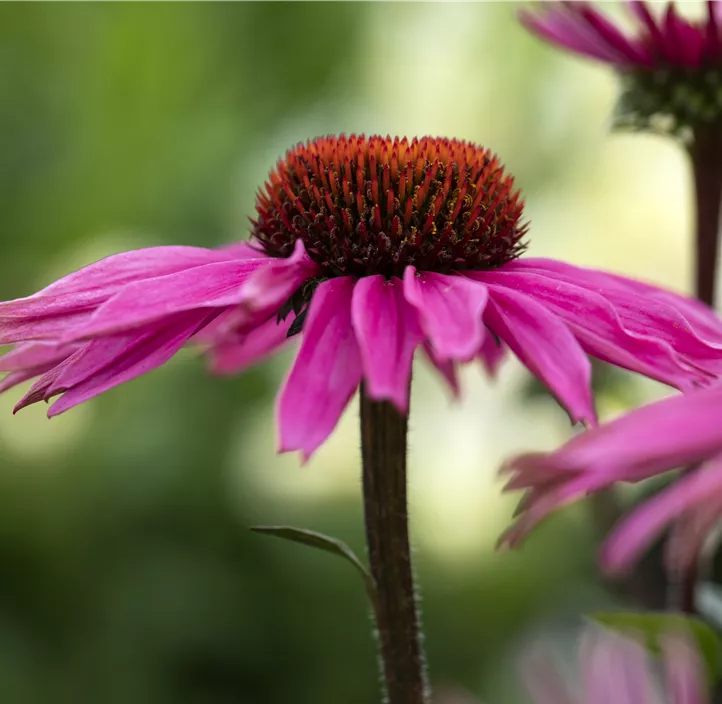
[360,386,429,704]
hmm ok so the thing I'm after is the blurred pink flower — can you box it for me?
[4,135,722,459]
[523,625,708,704]
[501,383,722,577]
[520,1,722,69]
[520,2,722,134]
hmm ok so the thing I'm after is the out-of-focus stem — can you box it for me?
[690,128,722,307]
[675,131,722,617]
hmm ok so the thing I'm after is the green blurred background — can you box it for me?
[0,2,706,702]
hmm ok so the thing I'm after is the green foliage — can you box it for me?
[251,526,377,610]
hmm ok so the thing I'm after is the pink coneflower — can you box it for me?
[520,2,722,305]
[520,1,722,133]
[500,383,722,578]
[519,0,722,157]
[521,1,722,70]
[2,134,722,460]
[523,625,708,704]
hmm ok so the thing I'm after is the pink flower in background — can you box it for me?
[520,2,722,69]
[4,134,722,459]
[523,625,708,704]
[501,383,722,577]
[520,2,722,134]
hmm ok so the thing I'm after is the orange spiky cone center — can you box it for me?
[252,134,528,277]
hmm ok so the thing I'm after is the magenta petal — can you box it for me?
[0,342,78,395]
[216,241,268,260]
[403,268,488,362]
[209,315,293,375]
[484,265,717,389]
[482,283,595,425]
[0,342,78,372]
[46,311,210,417]
[277,277,363,460]
[576,2,653,65]
[506,385,722,486]
[663,3,704,66]
[519,5,627,63]
[478,330,506,378]
[422,342,459,397]
[509,257,721,337]
[351,275,421,412]
[0,370,43,394]
[0,303,100,344]
[239,238,321,315]
[0,246,242,344]
[627,1,667,53]
[499,473,608,549]
[14,350,85,412]
[37,246,235,298]
[601,457,722,576]
[65,259,269,340]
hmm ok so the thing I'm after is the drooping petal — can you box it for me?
[0,370,44,395]
[478,329,506,378]
[504,385,722,488]
[0,342,79,395]
[481,281,595,425]
[601,457,722,576]
[0,246,246,344]
[422,342,460,397]
[482,265,717,389]
[499,471,610,549]
[65,259,269,340]
[208,315,293,375]
[0,304,102,345]
[14,350,87,412]
[403,268,488,362]
[0,342,78,372]
[351,275,421,412]
[277,277,363,460]
[508,257,722,348]
[37,246,240,297]
[238,238,321,316]
[45,311,212,417]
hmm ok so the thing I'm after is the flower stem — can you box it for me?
[690,128,722,307]
[673,132,722,617]
[360,386,429,704]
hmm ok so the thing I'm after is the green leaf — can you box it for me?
[250,525,377,611]
[591,611,722,685]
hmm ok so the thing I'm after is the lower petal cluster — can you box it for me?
[500,384,722,577]
[523,625,708,704]
[2,238,722,461]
